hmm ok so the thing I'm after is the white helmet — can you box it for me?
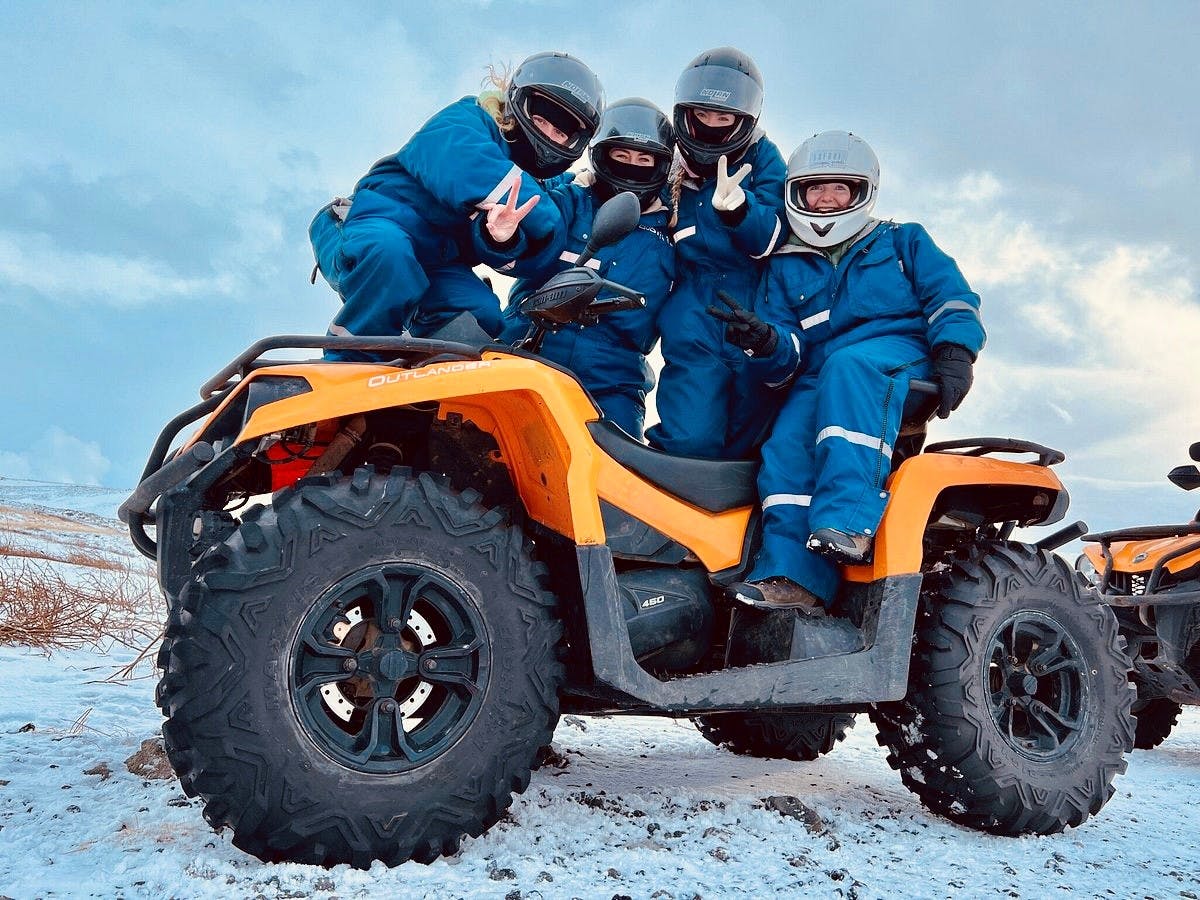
[785,131,879,247]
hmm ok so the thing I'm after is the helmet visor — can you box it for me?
[787,177,871,216]
[594,142,673,192]
[674,65,763,119]
[525,90,591,153]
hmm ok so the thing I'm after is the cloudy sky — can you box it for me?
[2,1,1197,535]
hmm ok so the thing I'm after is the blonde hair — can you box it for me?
[479,64,516,132]
[667,153,686,229]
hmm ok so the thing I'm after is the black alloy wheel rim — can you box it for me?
[984,611,1089,760]
[291,563,490,774]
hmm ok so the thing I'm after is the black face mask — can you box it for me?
[687,113,737,146]
[593,178,660,208]
[506,130,564,179]
[604,159,658,186]
[594,155,669,207]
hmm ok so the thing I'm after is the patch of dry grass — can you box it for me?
[0,538,125,571]
[0,554,162,651]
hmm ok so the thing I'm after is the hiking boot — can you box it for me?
[729,578,825,615]
[807,528,873,564]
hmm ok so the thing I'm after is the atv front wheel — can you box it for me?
[693,711,855,761]
[870,542,1134,835]
[156,467,562,867]
[1131,696,1182,750]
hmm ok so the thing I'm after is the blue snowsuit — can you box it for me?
[309,97,566,357]
[745,221,985,603]
[500,184,675,439]
[645,134,787,459]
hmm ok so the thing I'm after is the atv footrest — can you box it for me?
[579,546,920,713]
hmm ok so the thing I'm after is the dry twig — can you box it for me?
[0,555,162,651]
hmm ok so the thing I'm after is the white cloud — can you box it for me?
[0,427,111,486]
[896,172,1199,493]
[0,231,238,306]
[951,171,1003,205]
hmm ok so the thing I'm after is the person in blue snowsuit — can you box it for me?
[644,47,787,459]
[709,131,985,611]
[308,53,603,359]
[501,98,676,440]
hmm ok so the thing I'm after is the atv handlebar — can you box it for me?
[517,266,645,353]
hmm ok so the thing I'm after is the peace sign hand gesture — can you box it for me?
[711,154,752,212]
[483,178,541,244]
[706,290,778,357]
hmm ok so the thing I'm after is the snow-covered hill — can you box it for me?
[1,486,1198,898]
[0,475,128,521]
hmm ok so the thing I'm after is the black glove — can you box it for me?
[706,290,778,357]
[932,343,975,418]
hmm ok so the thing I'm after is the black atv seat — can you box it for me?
[586,380,942,514]
[588,420,759,513]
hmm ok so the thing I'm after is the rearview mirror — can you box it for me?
[1168,464,1200,492]
[579,191,641,264]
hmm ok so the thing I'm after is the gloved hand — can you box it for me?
[932,343,975,418]
[711,154,752,212]
[707,290,778,357]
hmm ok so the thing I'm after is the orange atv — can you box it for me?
[1079,442,1200,749]
[123,194,1133,868]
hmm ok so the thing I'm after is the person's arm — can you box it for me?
[707,276,802,387]
[899,223,985,416]
[396,100,562,247]
[901,223,985,356]
[712,138,787,261]
[481,182,579,278]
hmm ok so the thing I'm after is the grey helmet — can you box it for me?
[673,46,763,177]
[785,131,880,247]
[506,52,604,178]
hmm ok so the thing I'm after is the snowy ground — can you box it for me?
[2,478,1199,898]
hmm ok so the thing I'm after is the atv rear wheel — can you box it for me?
[155,467,562,867]
[870,542,1134,835]
[692,711,856,761]
[1131,696,1182,750]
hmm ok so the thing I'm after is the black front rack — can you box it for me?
[123,333,490,559]
[1083,522,1200,606]
[199,334,485,399]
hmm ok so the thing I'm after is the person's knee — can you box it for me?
[340,225,425,298]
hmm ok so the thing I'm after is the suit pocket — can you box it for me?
[844,245,917,320]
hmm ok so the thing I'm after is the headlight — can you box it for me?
[1074,552,1099,585]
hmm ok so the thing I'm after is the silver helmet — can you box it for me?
[785,131,879,247]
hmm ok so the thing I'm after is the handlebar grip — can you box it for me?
[588,294,645,315]
[118,441,215,524]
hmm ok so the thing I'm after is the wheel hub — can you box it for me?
[293,563,490,774]
[1007,672,1040,697]
[986,610,1089,760]
[378,648,416,681]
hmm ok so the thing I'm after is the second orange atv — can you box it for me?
[1080,442,1200,749]
[124,194,1134,868]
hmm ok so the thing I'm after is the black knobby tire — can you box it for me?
[869,541,1134,835]
[155,467,563,867]
[693,711,856,761]
[1131,696,1182,750]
